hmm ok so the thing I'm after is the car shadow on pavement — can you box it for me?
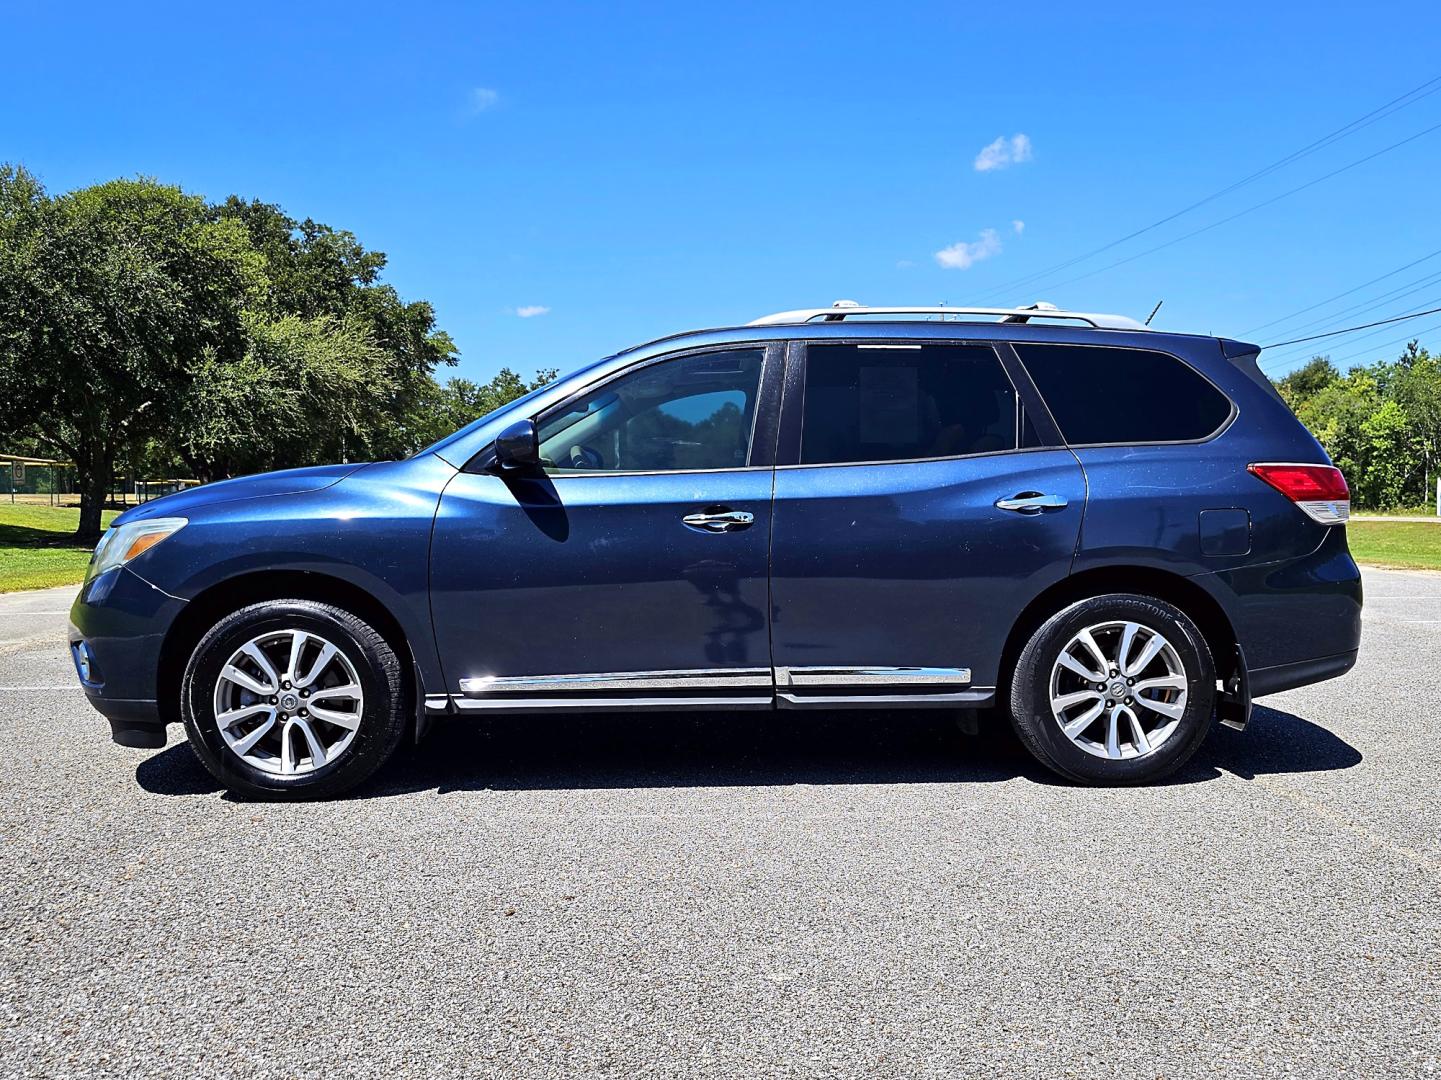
[135,703,1361,799]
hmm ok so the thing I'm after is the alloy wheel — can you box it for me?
[212,629,364,775]
[1048,620,1188,760]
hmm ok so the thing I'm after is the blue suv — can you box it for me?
[69,303,1363,798]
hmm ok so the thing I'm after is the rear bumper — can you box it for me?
[1202,525,1363,674]
[1249,648,1358,698]
[68,566,184,749]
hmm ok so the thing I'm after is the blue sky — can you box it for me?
[5,1,1441,383]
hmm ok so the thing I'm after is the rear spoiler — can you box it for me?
[1219,337,1287,406]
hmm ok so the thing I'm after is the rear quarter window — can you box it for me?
[1013,343,1233,445]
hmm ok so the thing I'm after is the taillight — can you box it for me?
[1248,463,1350,525]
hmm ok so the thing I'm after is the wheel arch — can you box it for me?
[157,570,419,727]
[997,565,1238,700]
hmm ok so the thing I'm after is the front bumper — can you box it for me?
[68,566,187,749]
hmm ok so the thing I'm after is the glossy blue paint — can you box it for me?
[69,455,458,714]
[1198,510,1251,557]
[770,451,1086,687]
[68,565,185,714]
[430,469,774,682]
[68,316,1363,751]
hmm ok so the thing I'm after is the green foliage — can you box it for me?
[0,165,257,537]
[407,368,559,449]
[0,164,549,540]
[1277,342,1440,510]
[172,313,392,481]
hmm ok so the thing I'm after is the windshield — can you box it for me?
[416,353,617,462]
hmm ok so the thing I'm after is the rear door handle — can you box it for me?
[682,509,755,533]
[995,492,1069,514]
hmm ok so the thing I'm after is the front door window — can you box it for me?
[538,348,765,473]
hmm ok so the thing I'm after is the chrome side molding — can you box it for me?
[433,664,981,715]
[458,668,772,697]
[775,665,971,688]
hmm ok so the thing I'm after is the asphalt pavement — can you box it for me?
[0,570,1437,1079]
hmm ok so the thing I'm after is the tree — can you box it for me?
[205,198,458,463]
[1274,343,1441,510]
[1275,357,1339,410]
[0,166,257,539]
[407,369,559,449]
[171,314,392,482]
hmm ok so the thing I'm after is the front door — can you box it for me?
[769,339,1085,705]
[429,344,781,712]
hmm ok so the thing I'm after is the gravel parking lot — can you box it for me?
[1,570,1438,1079]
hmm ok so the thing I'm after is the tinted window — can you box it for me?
[1015,343,1232,445]
[800,344,1018,465]
[538,348,764,473]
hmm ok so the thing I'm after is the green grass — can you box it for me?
[0,504,120,593]
[1353,506,1439,518]
[1346,520,1441,571]
[2,502,1435,596]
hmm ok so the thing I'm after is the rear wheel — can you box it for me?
[1009,594,1215,784]
[181,599,407,800]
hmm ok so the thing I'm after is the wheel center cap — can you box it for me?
[1108,679,1128,699]
[280,692,299,711]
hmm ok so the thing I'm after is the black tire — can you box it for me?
[181,599,407,800]
[1008,593,1215,785]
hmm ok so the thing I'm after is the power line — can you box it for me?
[1256,267,1441,348]
[1262,304,1441,350]
[1325,320,1441,369]
[1237,246,1441,336]
[975,73,1441,303]
[1259,304,1441,374]
[1015,119,1441,298]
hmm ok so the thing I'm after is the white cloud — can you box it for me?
[1012,219,1025,235]
[934,228,1003,270]
[974,133,1033,172]
[516,305,550,318]
[468,87,500,114]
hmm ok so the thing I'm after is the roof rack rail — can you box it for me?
[747,300,1149,331]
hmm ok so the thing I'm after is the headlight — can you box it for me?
[86,517,188,582]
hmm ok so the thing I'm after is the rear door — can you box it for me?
[768,339,1086,705]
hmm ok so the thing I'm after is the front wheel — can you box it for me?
[1009,594,1215,785]
[181,599,407,800]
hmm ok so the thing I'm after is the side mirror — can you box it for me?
[492,419,540,471]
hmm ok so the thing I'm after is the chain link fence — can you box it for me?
[1,456,198,509]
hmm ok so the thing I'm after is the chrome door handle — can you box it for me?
[995,492,1069,514]
[682,510,755,533]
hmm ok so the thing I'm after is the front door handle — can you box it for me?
[995,492,1069,514]
[682,509,755,533]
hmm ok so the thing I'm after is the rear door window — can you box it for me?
[799,343,1018,465]
[1013,343,1232,445]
